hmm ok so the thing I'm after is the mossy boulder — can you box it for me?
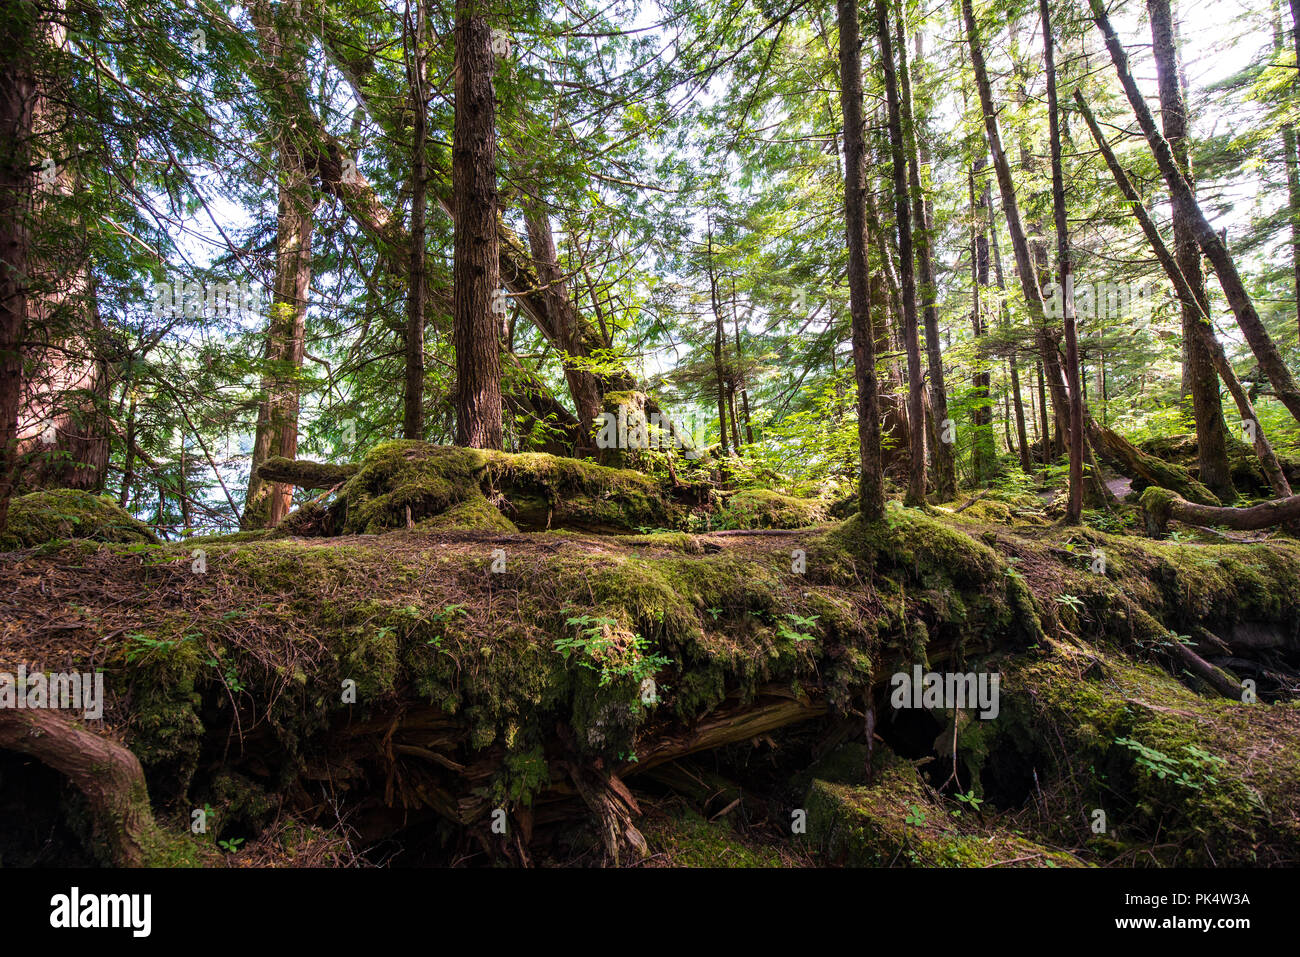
[0,489,157,551]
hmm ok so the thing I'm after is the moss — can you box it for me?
[0,489,157,550]
[722,490,828,529]
[980,645,1300,865]
[1142,433,1300,495]
[259,456,359,490]
[309,441,687,535]
[416,497,518,533]
[1138,486,1176,535]
[805,755,1086,867]
[640,808,791,867]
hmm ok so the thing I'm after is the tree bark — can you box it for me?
[875,0,927,506]
[0,708,160,867]
[403,0,428,441]
[1041,0,1085,523]
[452,2,503,450]
[246,2,317,529]
[1148,0,1233,501]
[0,0,38,533]
[839,0,886,520]
[1141,486,1300,534]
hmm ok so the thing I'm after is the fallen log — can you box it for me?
[1090,426,1220,506]
[1140,486,1300,536]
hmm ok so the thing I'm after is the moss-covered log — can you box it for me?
[3,491,1298,866]
[1090,426,1221,505]
[1140,485,1300,536]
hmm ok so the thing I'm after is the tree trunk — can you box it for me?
[875,0,927,506]
[839,0,886,520]
[403,0,428,441]
[246,2,317,529]
[969,162,996,484]
[0,708,162,867]
[896,11,954,500]
[1141,486,1300,535]
[0,0,37,533]
[1148,0,1233,501]
[988,203,1032,473]
[963,0,1074,482]
[1041,0,1085,524]
[705,227,731,457]
[452,1,503,450]
[1277,5,1300,342]
[1090,0,1300,424]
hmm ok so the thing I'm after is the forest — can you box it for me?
[1,0,1298,874]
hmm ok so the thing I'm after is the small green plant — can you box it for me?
[217,836,245,853]
[1114,737,1227,790]
[777,612,820,643]
[554,612,671,687]
[954,789,984,812]
[1055,593,1085,614]
[125,632,189,663]
[904,805,927,826]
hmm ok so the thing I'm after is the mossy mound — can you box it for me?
[962,642,1300,865]
[722,489,828,529]
[1141,433,1300,497]
[806,753,1086,867]
[0,489,157,551]
[639,807,796,867]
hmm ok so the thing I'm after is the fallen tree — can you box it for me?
[1140,485,1300,535]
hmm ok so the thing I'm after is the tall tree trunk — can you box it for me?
[522,204,601,453]
[1148,0,1233,501]
[1278,3,1300,342]
[989,203,1032,472]
[246,3,317,529]
[839,0,886,520]
[1041,0,1084,523]
[1090,0,1300,424]
[895,9,954,499]
[452,1,503,450]
[970,161,996,484]
[0,0,37,533]
[964,0,1074,474]
[403,0,428,441]
[705,227,730,457]
[875,0,927,506]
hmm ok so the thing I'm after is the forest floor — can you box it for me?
[2,440,1298,867]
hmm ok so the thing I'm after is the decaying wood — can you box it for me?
[1142,488,1300,535]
